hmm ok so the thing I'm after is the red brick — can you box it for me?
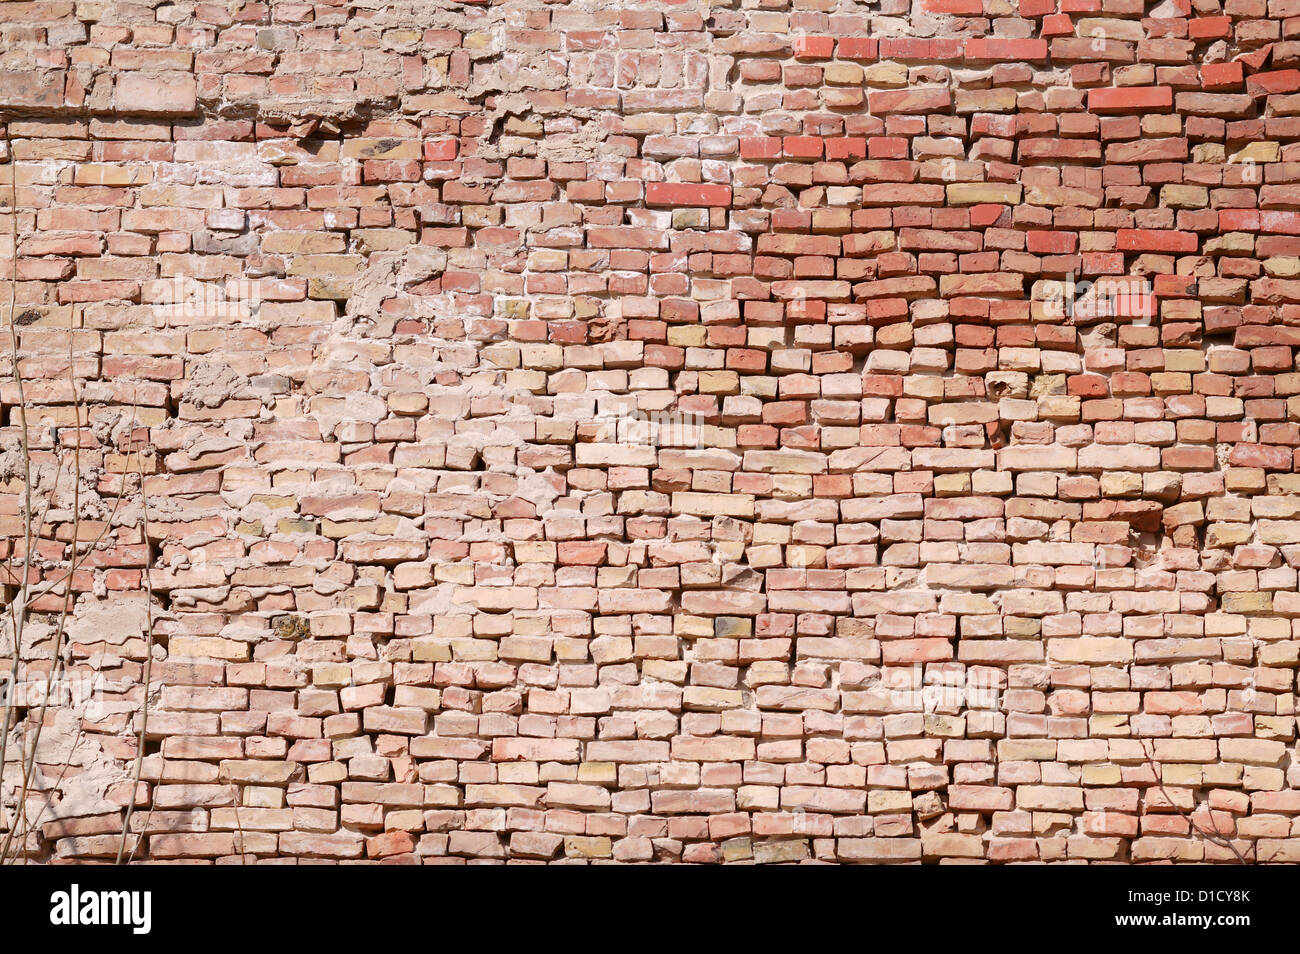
[965,38,1049,61]
[1202,61,1244,89]
[825,137,868,160]
[1116,229,1199,253]
[793,35,834,59]
[783,136,824,158]
[1027,231,1078,254]
[1087,86,1173,113]
[1247,70,1300,96]
[1188,16,1232,39]
[740,136,782,159]
[924,0,983,12]
[835,38,878,61]
[645,181,732,207]
[423,139,459,161]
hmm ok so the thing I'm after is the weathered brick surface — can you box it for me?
[1,0,1299,864]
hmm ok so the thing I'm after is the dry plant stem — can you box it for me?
[0,454,65,864]
[4,327,84,863]
[232,782,247,865]
[10,394,141,622]
[0,121,34,850]
[23,426,135,603]
[21,718,83,853]
[1140,741,1251,865]
[3,436,134,853]
[12,398,142,617]
[0,459,63,863]
[116,424,154,865]
[125,693,159,864]
[124,792,156,865]
[117,406,153,865]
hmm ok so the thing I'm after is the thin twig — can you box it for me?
[0,119,34,852]
[5,321,84,863]
[15,395,142,612]
[20,717,83,862]
[117,414,154,864]
[1140,740,1251,865]
[231,781,247,866]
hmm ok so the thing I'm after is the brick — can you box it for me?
[645,182,732,207]
[0,71,66,111]
[113,72,198,115]
[1116,229,1200,253]
[1201,61,1243,89]
[965,38,1049,61]
[792,36,834,59]
[1087,86,1173,113]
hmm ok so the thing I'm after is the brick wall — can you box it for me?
[1,0,1299,864]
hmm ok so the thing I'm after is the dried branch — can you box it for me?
[0,118,34,852]
[1140,740,1252,865]
[117,417,155,865]
[3,318,85,863]
[21,717,83,855]
[0,127,139,861]
[231,781,247,866]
